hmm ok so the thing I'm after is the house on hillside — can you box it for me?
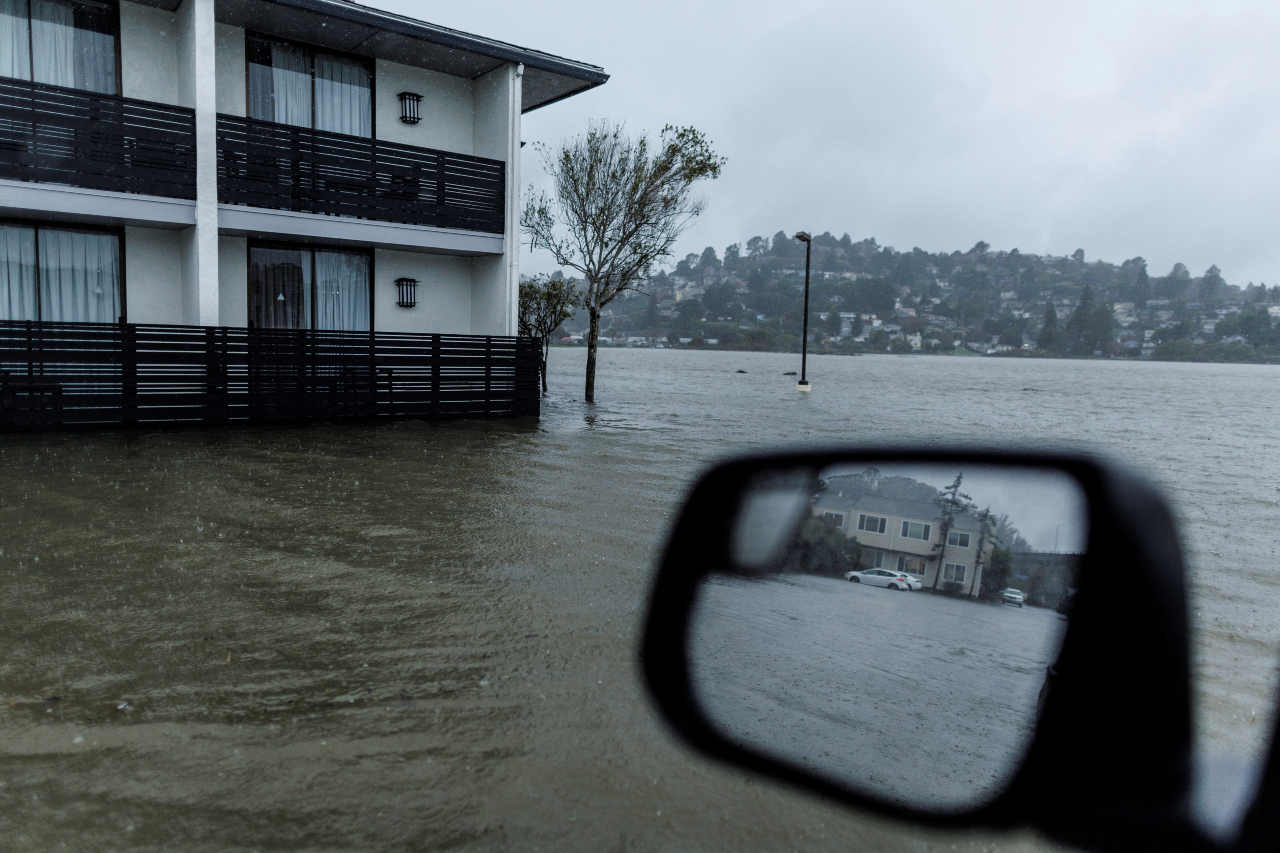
[811,492,992,597]
[0,0,605,428]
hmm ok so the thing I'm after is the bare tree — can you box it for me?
[522,121,725,403]
[930,473,975,590]
[518,274,582,394]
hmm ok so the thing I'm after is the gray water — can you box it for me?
[691,574,1065,811]
[1,348,1277,851]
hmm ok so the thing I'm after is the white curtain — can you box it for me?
[0,0,30,80]
[314,53,370,137]
[30,0,114,93]
[0,224,37,321]
[38,229,119,323]
[314,251,369,331]
[271,41,311,128]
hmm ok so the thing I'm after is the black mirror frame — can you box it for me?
[640,447,1218,853]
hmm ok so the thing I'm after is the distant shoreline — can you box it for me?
[549,342,1280,365]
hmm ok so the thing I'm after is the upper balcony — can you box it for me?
[216,114,505,235]
[0,74,196,201]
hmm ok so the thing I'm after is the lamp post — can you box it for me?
[794,231,812,391]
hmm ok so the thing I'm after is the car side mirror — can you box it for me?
[640,449,1251,853]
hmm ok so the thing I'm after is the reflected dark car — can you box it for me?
[1055,590,1077,616]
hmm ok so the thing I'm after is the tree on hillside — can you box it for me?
[518,274,582,394]
[1061,285,1114,356]
[930,474,975,591]
[1034,302,1054,348]
[522,121,725,402]
[1201,265,1225,304]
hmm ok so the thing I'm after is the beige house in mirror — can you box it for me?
[812,493,991,596]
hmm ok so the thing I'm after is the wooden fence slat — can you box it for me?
[0,321,540,431]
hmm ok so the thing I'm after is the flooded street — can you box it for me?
[1,348,1278,851]
[691,575,1065,811]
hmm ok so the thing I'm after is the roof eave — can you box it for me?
[262,0,609,85]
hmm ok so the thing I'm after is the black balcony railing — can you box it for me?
[217,115,506,234]
[0,76,197,199]
[0,321,539,431]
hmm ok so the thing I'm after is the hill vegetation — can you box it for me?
[551,233,1280,362]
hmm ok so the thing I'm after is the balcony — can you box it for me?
[0,320,539,430]
[216,116,506,234]
[0,76,197,199]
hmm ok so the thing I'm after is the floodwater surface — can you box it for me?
[690,574,1065,811]
[1,348,1278,851]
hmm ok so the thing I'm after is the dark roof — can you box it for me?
[814,493,983,533]
[180,0,608,112]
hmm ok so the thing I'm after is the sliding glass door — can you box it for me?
[249,244,370,331]
[0,222,120,322]
[247,35,372,137]
[0,0,118,94]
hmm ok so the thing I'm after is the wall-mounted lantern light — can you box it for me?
[396,278,418,308]
[398,92,422,124]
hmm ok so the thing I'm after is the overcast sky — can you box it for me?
[376,0,1280,284]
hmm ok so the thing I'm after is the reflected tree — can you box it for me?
[780,517,863,578]
[929,474,975,590]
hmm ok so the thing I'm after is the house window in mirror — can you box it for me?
[0,0,118,94]
[247,35,372,137]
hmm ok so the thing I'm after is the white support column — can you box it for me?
[177,0,219,326]
[471,62,522,336]
[505,64,523,336]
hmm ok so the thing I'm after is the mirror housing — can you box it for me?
[641,448,1212,853]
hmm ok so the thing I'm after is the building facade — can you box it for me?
[813,493,990,596]
[0,0,606,338]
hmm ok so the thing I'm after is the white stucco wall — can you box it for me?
[125,227,185,324]
[374,250,471,334]
[215,24,246,116]
[375,59,473,153]
[119,2,184,106]
[218,237,248,327]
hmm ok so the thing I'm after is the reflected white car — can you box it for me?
[843,569,922,591]
[1002,588,1025,607]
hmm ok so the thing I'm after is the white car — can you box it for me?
[1002,588,1025,607]
[843,568,922,591]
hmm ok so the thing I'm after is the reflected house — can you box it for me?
[812,493,990,597]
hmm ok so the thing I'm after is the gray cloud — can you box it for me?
[373,0,1280,283]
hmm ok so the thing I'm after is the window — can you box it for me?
[249,244,370,331]
[901,520,931,541]
[821,511,844,528]
[943,563,967,583]
[896,555,924,576]
[947,531,971,548]
[248,35,372,137]
[857,513,887,534]
[867,550,884,569]
[0,222,120,322]
[0,0,118,94]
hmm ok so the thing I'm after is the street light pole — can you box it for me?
[795,232,812,391]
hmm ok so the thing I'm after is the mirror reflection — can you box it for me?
[690,462,1086,811]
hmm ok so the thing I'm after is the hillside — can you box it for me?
[552,234,1280,361]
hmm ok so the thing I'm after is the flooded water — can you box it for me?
[690,574,1065,810]
[1,348,1278,851]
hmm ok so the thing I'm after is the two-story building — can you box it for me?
[813,493,990,597]
[0,0,605,428]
